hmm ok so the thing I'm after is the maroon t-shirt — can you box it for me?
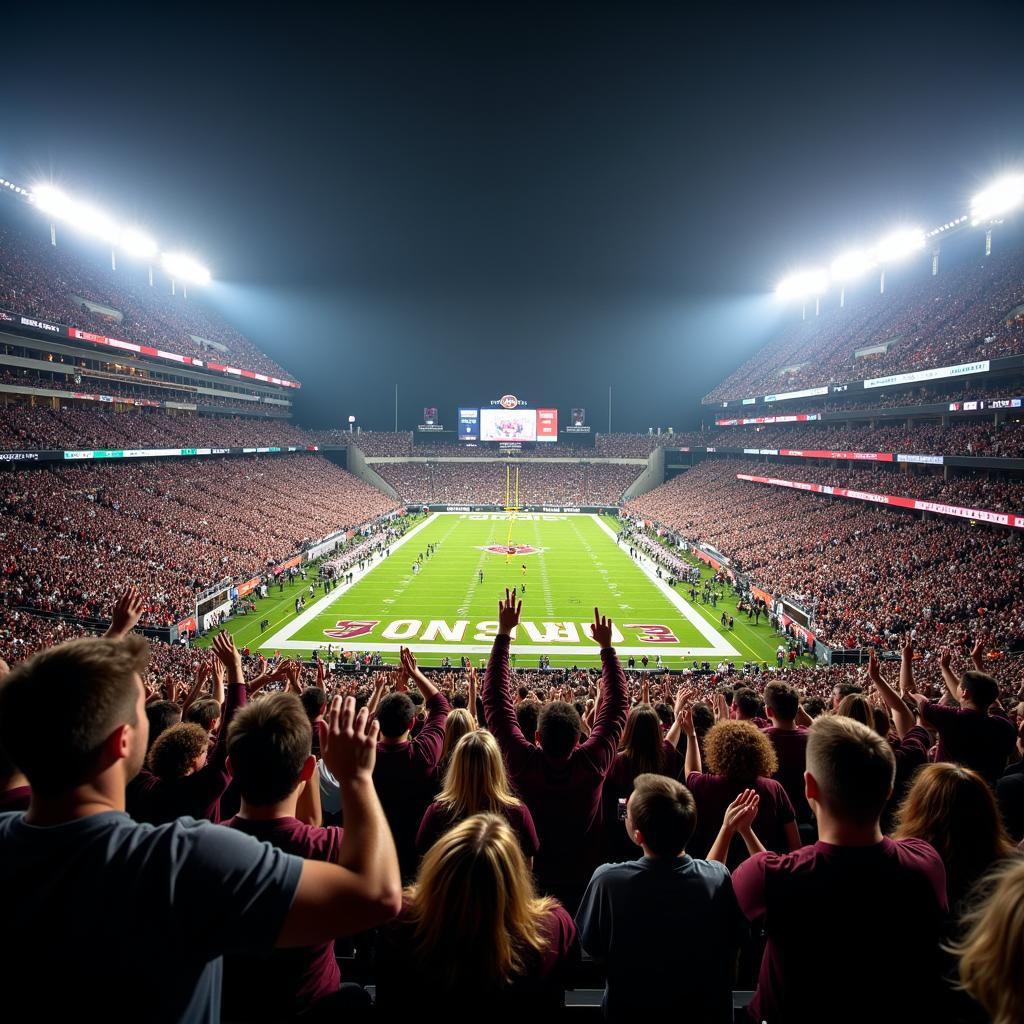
[374,690,451,880]
[221,815,345,1017]
[483,635,628,906]
[762,726,811,824]
[921,703,1016,784]
[732,838,948,1024]
[686,772,796,869]
[375,899,578,1015]
[0,785,31,813]
[416,799,540,860]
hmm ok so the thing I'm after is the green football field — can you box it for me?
[200,512,807,670]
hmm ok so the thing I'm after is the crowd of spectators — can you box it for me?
[729,457,1024,512]
[699,419,1024,458]
[0,363,286,413]
[305,430,414,454]
[0,405,308,450]
[4,588,1024,1021]
[723,373,1024,418]
[0,455,399,625]
[374,461,643,505]
[0,218,293,379]
[625,459,1024,654]
[705,239,1024,402]
[593,432,668,456]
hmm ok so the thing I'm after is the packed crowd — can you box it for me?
[0,455,400,626]
[0,218,293,379]
[624,460,1024,653]
[0,363,285,413]
[699,419,1024,458]
[593,432,668,456]
[705,239,1024,402]
[374,461,643,505]
[307,431,414,454]
[3,590,1024,1022]
[0,405,308,450]
[726,374,1024,418]
[728,458,1024,512]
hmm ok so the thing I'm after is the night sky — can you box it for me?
[2,2,1023,430]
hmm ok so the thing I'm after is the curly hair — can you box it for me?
[703,720,778,781]
[147,722,209,781]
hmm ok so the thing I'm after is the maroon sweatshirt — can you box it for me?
[483,634,628,905]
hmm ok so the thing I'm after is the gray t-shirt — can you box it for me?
[0,810,303,1023]
[576,855,743,1023]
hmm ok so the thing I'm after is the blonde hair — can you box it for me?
[951,859,1024,1024]
[438,708,476,774]
[405,813,556,989]
[436,730,521,819]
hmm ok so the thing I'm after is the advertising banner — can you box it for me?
[778,449,894,462]
[236,577,261,598]
[864,360,989,390]
[737,473,1024,530]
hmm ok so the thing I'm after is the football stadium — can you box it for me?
[2,6,1024,1023]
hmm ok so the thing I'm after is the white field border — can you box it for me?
[264,512,739,658]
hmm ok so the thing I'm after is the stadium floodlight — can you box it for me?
[119,227,158,259]
[160,252,211,286]
[970,174,1024,226]
[31,184,75,220]
[830,249,876,282]
[70,202,120,243]
[874,227,925,263]
[775,268,829,300]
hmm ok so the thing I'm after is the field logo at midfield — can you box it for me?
[480,544,542,556]
[323,620,379,640]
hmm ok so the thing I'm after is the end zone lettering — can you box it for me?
[323,619,686,646]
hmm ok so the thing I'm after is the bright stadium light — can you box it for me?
[775,268,829,300]
[970,174,1024,225]
[31,184,76,220]
[119,227,158,259]
[830,248,876,282]
[161,252,211,286]
[70,202,120,243]
[874,227,925,263]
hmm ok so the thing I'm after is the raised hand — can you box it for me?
[867,649,882,685]
[211,631,244,684]
[677,707,695,737]
[318,695,380,783]
[939,648,952,671]
[590,607,613,649]
[104,586,146,639]
[498,589,522,636]
[723,789,760,835]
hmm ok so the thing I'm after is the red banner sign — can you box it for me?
[67,327,300,389]
[737,474,1024,530]
[778,449,894,462]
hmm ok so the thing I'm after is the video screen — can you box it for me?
[480,407,536,442]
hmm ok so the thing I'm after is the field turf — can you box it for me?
[198,512,811,671]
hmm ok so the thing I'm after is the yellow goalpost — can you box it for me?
[504,465,519,562]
